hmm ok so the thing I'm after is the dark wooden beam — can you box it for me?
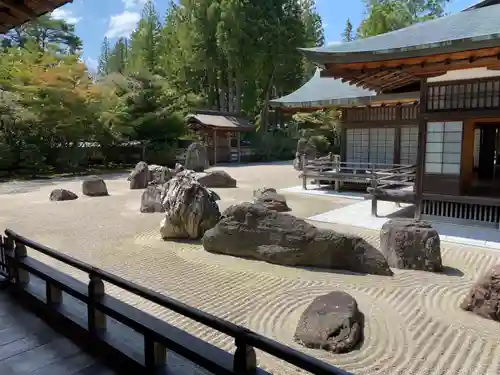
[0,0,37,18]
[334,52,500,78]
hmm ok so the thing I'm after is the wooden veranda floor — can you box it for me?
[0,288,115,375]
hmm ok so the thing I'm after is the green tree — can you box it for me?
[128,0,162,73]
[357,0,450,38]
[342,18,354,42]
[3,15,82,53]
[107,38,129,74]
[98,37,111,77]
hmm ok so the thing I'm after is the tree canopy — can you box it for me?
[0,0,454,175]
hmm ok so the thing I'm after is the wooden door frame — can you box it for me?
[460,117,500,194]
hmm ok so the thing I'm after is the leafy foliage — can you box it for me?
[356,0,450,38]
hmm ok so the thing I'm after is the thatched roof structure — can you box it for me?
[186,110,255,133]
[0,0,72,33]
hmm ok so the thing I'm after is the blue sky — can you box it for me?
[51,0,477,72]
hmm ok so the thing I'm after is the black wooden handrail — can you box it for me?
[4,229,351,375]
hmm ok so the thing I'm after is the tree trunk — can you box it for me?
[227,68,234,113]
[260,65,276,133]
[234,67,242,114]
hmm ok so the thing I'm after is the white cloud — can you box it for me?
[122,0,147,10]
[105,11,140,39]
[323,23,329,28]
[85,57,98,73]
[51,8,82,24]
[327,40,341,46]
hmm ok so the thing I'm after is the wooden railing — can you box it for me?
[368,165,417,216]
[0,230,351,375]
[301,156,416,191]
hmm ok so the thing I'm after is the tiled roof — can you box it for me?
[270,69,419,108]
[186,111,254,132]
[270,69,375,108]
[300,1,500,61]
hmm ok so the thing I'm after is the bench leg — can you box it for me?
[335,180,340,192]
[371,197,377,217]
[302,175,307,190]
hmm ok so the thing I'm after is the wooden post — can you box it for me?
[46,282,62,307]
[233,336,257,374]
[237,132,241,163]
[145,335,167,371]
[3,235,13,285]
[414,78,428,220]
[301,154,307,190]
[213,129,217,166]
[14,242,29,287]
[370,165,378,217]
[88,273,106,334]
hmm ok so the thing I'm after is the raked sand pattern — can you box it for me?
[1,162,500,374]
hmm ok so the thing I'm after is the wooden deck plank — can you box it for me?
[0,290,117,375]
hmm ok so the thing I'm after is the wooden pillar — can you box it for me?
[237,132,241,163]
[414,79,428,219]
[213,129,217,166]
[460,120,475,195]
[394,126,401,166]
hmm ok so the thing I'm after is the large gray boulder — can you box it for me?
[82,177,108,197]
[140,186,165,213]
[148,164,175,185]
[160,174,221,240]
[184,142,209,172]
[380,219,442,272]
[253,187,290,212]
[294,291,363,353]
[129,161,150,189]
[203,203,393,276]
[461,264,500,321]
[197,170,237,188]
[49,189,78,201]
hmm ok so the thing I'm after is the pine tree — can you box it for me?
[98,37,110,76]
[128,0,161,73]
[342,19,354,42]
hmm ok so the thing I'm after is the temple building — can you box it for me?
[270,69,420,167]
[295,0,500,227]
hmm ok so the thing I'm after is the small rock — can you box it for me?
[174,163,185,173]
[82,176,108,197]
[380,219,442,272]
[197,170,237,188]
[461,264,500,321]
[253,187,277,199]
[294,291,363,353]
[129,161,149,189]
[49,189,78,201]
[140,186,165,213]
[254,188,290,212]
[185,142,209,172]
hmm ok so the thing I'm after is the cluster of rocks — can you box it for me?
[199,210,452,353]
[49,176,109,202]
